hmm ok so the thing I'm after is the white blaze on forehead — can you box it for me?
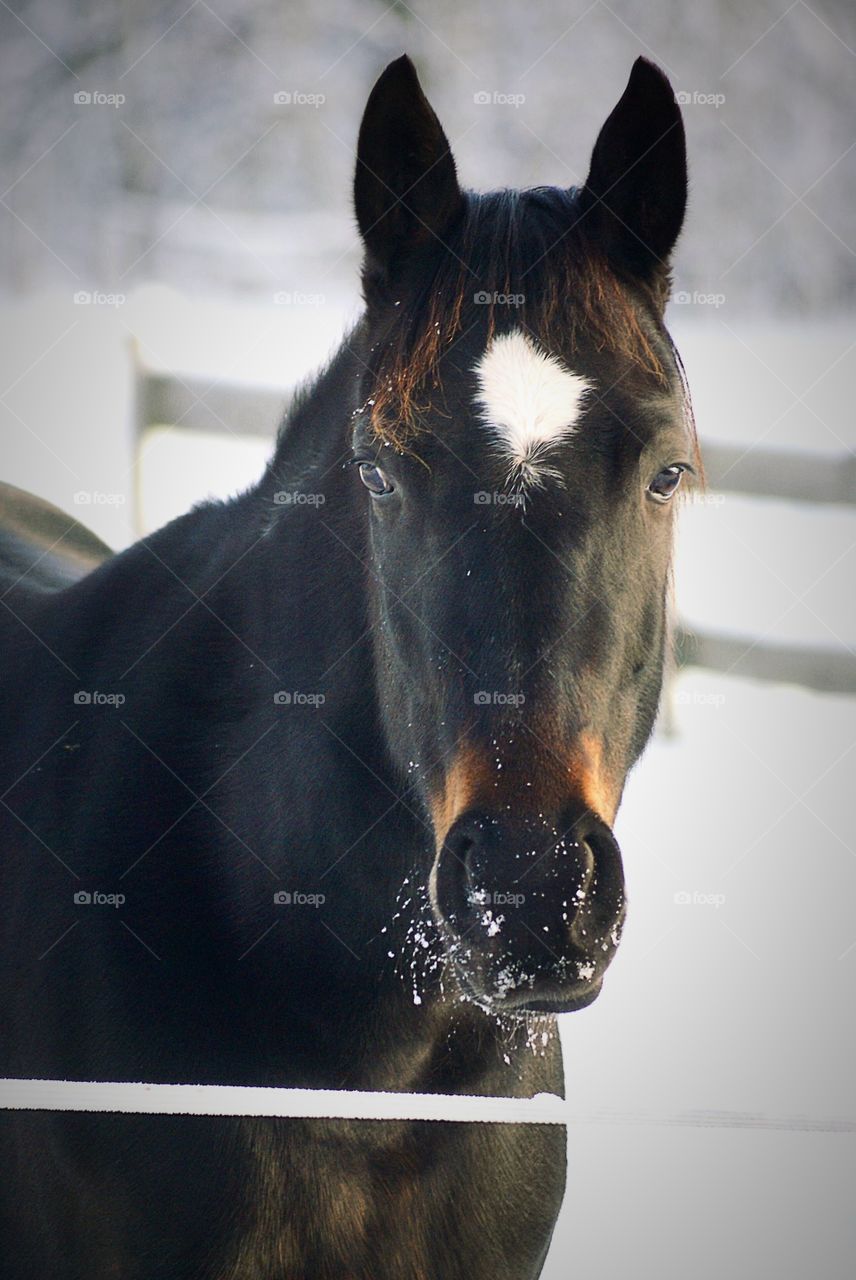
[473,329,592,486]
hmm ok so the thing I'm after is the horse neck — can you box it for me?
[253,324,379,714]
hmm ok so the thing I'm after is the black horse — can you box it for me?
[0,55,691,1279]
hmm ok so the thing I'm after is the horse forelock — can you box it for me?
[362,189,674,451]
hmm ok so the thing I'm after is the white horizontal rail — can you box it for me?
[2,1079,854,1132]
[0,1078,569,1125]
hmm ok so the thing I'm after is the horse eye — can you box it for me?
[648,465,685,501]
[358,462,394,496]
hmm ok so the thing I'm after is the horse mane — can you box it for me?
[363,188,676,450]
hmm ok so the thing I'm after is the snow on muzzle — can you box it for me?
[427,746,626,1014]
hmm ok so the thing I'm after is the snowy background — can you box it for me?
[1,1,855,1276]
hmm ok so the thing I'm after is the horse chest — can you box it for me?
[217,1115,564,1280]
[220,1121,429,1280]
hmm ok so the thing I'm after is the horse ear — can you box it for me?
[579,57,687,283]
[354,55,464,290]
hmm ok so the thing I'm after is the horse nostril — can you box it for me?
[446,832,477,872]
[576,838,596,899]
[436,815,496,925]
[435,808,624,946]
[566,818,626,936]
[442,827,480,915]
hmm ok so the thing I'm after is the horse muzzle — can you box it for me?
[430,805,626,1015]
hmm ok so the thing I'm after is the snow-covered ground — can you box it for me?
[1,291,854,1276]
[546,666,856,1278]
[558,317,856,1277]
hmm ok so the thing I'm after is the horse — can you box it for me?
[0,53,692,1279]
